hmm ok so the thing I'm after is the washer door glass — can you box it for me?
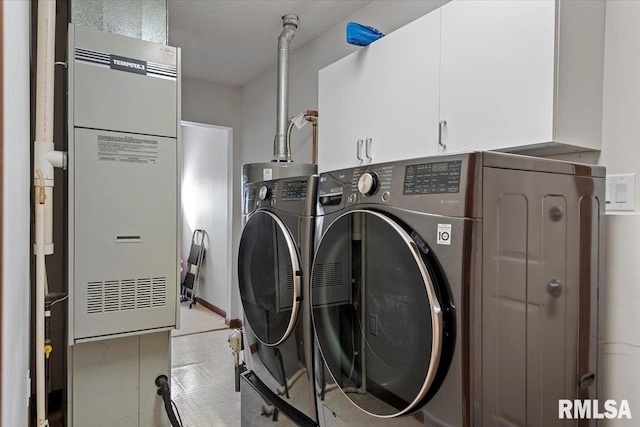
[238,210,301,346]
[312,210,443,417]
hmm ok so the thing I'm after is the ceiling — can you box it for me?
[168,0,371,86]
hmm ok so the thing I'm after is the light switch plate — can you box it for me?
[606,173,636,212]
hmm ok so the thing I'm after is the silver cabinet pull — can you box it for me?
[365,137,372,161]
[356,139,364,161]
[439,120,447,150]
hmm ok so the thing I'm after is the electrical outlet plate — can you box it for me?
[606,173,636,212]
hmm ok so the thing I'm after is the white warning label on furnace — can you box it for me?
[437,224,452,245]
[97,134,159,164]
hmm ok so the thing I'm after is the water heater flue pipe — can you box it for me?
[34,0,66,425]
[272,14,298,162]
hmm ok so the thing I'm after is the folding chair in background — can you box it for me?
[181,228,206,308]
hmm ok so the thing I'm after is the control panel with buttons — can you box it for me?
[317,153,475,218]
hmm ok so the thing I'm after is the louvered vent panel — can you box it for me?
[121,279,136,311]
[312,263,343,288]
[87,281,103,314]
[136,278,152,309]
[104,280,120,312]
[86,276,167,314]
[152,277,166,308]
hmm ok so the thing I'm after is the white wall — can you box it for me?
[181,124,233,316]
[182,77,241,131]
[236,0,449,319]
[181,76,245,322]
[2,1,31,425]
[598,2,640,422]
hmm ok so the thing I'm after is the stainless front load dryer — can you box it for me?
[312,152,604,426]
[239,175,319,426]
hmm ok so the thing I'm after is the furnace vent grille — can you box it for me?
[85,277,167,314]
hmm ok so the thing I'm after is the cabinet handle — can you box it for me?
[365,137,372,161]
[578,372,595,390]
[439,120,447,150]
[356,139,364,161]
[547,279,562,297]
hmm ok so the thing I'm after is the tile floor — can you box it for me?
[171,307,240,427]
[173,302,228,337]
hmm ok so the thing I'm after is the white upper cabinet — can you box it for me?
[318,49,372,172]
[318,0,605,171]
[440,0,605,156]
[364,10,441,167]
[318,10,441,172]
[439,0,556,154]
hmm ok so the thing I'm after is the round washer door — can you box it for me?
[238,210,301,346]
[312,210,445,418]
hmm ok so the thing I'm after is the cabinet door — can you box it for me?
[367,9,441,163]
[318,53,371,173]
[440,0,556,154]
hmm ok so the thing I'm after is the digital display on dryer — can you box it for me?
[403,160,462,195]
[282,180,308,201]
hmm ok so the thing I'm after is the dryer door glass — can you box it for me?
[238,210,301,346]
[312,210,444,417]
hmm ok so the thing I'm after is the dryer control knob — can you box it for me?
[358,172,379,196]
[258,185,270,200]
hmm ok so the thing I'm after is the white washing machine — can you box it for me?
[311,152,604,426]
[238,175,319,426]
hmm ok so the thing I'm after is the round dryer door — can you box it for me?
[312,210,450,418]
[238,210,301,346]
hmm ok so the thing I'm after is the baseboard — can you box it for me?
[194,297,226,318]
[226,318,243,328]
[193,297,242,328]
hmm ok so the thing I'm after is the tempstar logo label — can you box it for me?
[113,59,143,69]
[559,400,632,419]
[109,55,147,75]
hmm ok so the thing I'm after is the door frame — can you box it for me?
[180,120,233,319]
[0,0,4,412]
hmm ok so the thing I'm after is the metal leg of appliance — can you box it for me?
[273,348,290,398]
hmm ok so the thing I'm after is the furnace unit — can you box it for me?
[68,25,181,343]
[67,25,180,427]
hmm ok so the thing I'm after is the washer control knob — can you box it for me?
[358,172,379,196]
[258,185,270,200]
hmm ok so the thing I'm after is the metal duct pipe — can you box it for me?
[273,14,298,162]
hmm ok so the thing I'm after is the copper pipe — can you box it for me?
[305,110,318,165]
[311,120,317,165]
